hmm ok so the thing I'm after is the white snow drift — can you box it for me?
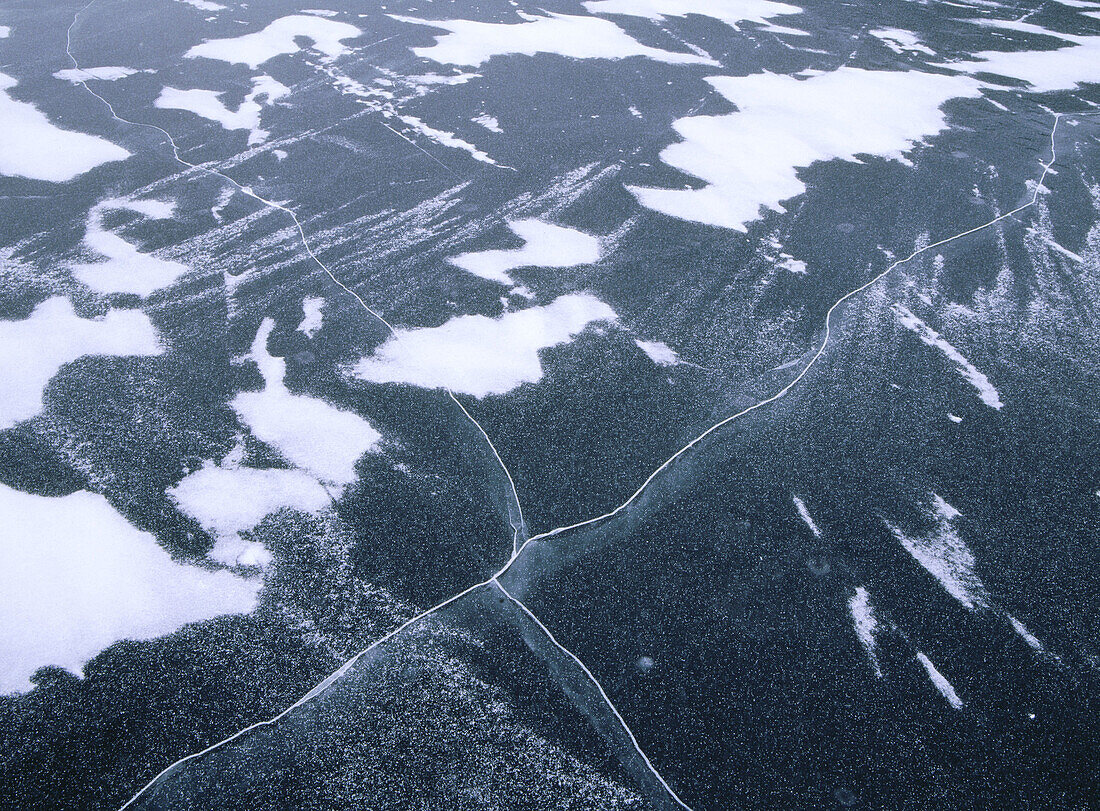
[354,294,617,397]
[0,483,258,694]
[186,15,361,68]
[233,319,381,486]
[392,12,717,67]
[169,463,330,567]
[71,198,188,296]
[583,0,803,32]
[0,298,161,429]
[0,72,129,182]
[449,219,601,286]
[631,68,984,231]
[155,75,289,145]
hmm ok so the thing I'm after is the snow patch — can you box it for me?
[397,113,498,165]
[631,68,983,231]
[175,0,226,10]
[958,25,1100,92]
[298,297,324,338]
[168,463,330,568]
[0,72,130,182]
[155,74,289,145]
[0,482,257,694]
[53,66,149,83]
[473,113,502,133]
[449,219,601,287]
[869,28,936,56]
[584,0,804,32]
[392,12,718,67]
[635,339,680,366]
[887,496,990,612]
[186,15,362,68]
[353,294,617,398]
[233,319,381,486]
[0,298,161,429]
[71,198,187,296]
[1008,615,1044,651]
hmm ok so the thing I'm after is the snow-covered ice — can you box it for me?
[0,297,162,429]
[53,66,147,83]
[870,28,936,56]
[631,68,983,231]
[155,75,289,145]
[233,319,382,486]
[354,294,617,398]
[583,0,803,32]
[0,482,258,694]
[298,297,324,338]
[0,72,130,182]
[186,15,361,68]
[392,12,718,67]
[71,199,188,296]
[449,219,601,286]
[168,463,330,567]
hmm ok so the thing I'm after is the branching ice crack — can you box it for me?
[66,3,1079,806]
[65,1,524,542]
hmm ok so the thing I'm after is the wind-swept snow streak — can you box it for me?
[849,587,883,678]
[892,304,1003,409]
[916,652,964,709]
[504,114,1063,555]
[792,495,821,538]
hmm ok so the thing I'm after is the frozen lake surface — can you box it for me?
[1,0,1099,808]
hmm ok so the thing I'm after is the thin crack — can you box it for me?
[113,97,1070,811]
[66,1,524,538]
[503,112,1065,560]
[65,4,1080,806]
[492,579,695,810]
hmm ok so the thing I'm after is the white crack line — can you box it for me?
[118,578,490,809]
[507,112,1064,554]
[70,4,1074,804]
[113,100,1070,810]
[65,0,525,543]
[448,390,527,554]
[492,578,694,810]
